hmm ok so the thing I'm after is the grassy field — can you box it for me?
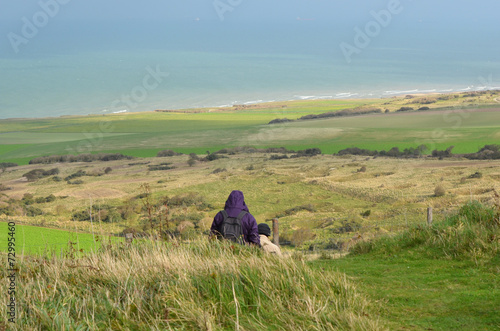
[0,222,121,256]
[1,91,499,164]
[1,91,500,329]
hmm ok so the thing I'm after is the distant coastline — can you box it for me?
[1,88,499,121]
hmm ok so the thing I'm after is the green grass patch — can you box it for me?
[0,222,121,256]
[310,201,500,330]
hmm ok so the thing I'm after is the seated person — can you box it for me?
[258,223,282,256]
[210,190,260,246]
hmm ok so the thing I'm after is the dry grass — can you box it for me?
[0,239,382,330]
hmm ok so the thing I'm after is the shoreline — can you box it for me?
[1,88,499,121]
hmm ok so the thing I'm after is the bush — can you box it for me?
[148,163,175,171]
[268,118,294,124]
[64,170,86,181]
[25,205,43,216]
[332,219,362,234]
[291,228,315,247]
[211,168,226,174]
[434,184,446,197]
[0,184,11,191]
[269,154,288,160]
[361,210,371,217]
[23,168,60,181]
[157,150,182,157]
[431,146,454,158]
[396,106,414,112]
[468,171,483,179]
[104,167,113,174]
[465,145,500,160]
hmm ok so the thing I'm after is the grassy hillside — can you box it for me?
[1,153,500,252]
[311,201,500,330]
[0,239,381,330]
[1,90,499,165]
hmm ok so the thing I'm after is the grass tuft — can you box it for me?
[351,201,500,266]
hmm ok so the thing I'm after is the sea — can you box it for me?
[1,19,499,119]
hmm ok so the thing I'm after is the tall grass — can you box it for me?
[351,201,500,265]
[1,239,380,330]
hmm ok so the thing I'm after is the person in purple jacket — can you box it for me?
[210,190,260,246]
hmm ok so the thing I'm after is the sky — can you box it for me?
[1,0,498,57]
[0,0,498,24]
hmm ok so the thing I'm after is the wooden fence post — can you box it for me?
[427,207,433,226]
[272,218,279,246]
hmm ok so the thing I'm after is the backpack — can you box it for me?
[219,210,247,244]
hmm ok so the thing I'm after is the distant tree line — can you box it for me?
[29,153,133,164]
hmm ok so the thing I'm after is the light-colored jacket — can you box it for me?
[259,235,282,256]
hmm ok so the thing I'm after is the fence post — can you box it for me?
[272,218,279,245]
[427,207,433,226]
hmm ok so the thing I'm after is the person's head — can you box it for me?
[258,223,271,237]
[225,190,249,211]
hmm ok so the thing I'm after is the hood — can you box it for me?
[224,190,249,212]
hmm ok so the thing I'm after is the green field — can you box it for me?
[0,222,120,256]
[1,92,499,164]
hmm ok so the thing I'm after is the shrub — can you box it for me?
[332,219,362,234]
[64,170,86,181]
[468,171,483,179]
[0,184,11,191]
[291,228,315,247]
[361,210,371,218]
[211,168,226,174]
[396,106,414,112]
[269,154,288,160]
[25,205,43,217]
[148,163,175,171]
[104,167,113,174]
[357,166,367,173]
[434,184,446,197]
[268,118,294,124]
[157,150,182,157]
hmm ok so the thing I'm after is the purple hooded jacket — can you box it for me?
[210,190,260,245]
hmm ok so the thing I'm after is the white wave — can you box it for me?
[113,110,127,114]
[384,89,419,95]
[243,100,263,105]
[459,86,472,91]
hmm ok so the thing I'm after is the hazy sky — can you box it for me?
[0,0,498,24]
